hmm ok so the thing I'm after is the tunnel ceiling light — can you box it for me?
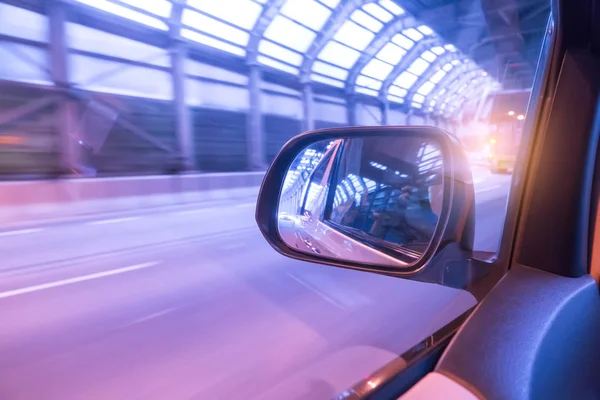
[379,0,404,15]
[183,11,250,45]
[417,25,434,36]
[356,74,383,89]
[187,0,261,30]
[430,69,447,83]
[517,114,525,120]
[403,28,424,41]
[312,61,348,80]
[392,33,415,50]
[317,41,361,68]
[361,58,394,80]
[376,42,407,64]
[421,50,437,62]
[320,0,341,7]
[258,41,303,66]
[508,111,515,116]
[363,3,394,22]
[181,29,246,56]
[431,46,445,55]
[334,20,376,50]
[281,0,331,31]
[351,9,385,31]
[264,15,316,52]
[444,44,457,52]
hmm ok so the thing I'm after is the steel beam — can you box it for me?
[62,0,171,27]
[302,83,315,132]
[168,1,193,170]
[169,0,186,35]
[48,0,81,175]
[247,0,287,64]
[247,65,266,170]
[3,37,52,77]
[406,109,414,125]
[380,99,389,125]
[346,95,357,126]
[171,42,194,170]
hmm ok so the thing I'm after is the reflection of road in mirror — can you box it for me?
[277,135,447,269]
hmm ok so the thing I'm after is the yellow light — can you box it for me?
[517,114,525,120]
[508,111,515,116]
[490,138,497,144]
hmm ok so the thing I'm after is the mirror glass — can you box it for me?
[277,135,445,268]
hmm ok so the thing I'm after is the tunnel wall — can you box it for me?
[0,171,265,227]
[0,3,452,178]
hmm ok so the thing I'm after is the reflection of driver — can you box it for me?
[369,189,412,239]
[369,175,443,243]
[338,191,368,226]
[404,174,443,238]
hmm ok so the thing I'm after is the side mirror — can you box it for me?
[256,126,478,287]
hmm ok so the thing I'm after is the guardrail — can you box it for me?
[0,172,265,227]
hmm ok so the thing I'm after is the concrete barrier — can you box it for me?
[0,172,265,226]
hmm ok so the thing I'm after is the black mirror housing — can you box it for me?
[255,126,476,283]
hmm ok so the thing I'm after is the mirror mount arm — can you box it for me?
[408,243,495,301]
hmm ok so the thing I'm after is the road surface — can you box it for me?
[0,167,511,400]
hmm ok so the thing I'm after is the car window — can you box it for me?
[0,0,550,399]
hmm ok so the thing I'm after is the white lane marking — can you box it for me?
[88,217,140,225]
[121,306,180,328]
[0,261,159,300]
[0,228,43,237]
[475,184,503,194]
[286,273,346,310]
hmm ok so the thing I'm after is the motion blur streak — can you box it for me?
[0,166,509,400]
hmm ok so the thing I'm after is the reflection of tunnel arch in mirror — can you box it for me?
[281,140,335,193]
[278,139,340,220]
[277,135,445,269]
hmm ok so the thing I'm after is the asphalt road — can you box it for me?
[0,167,511,400]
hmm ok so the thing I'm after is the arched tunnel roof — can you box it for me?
[67,0,504,119]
